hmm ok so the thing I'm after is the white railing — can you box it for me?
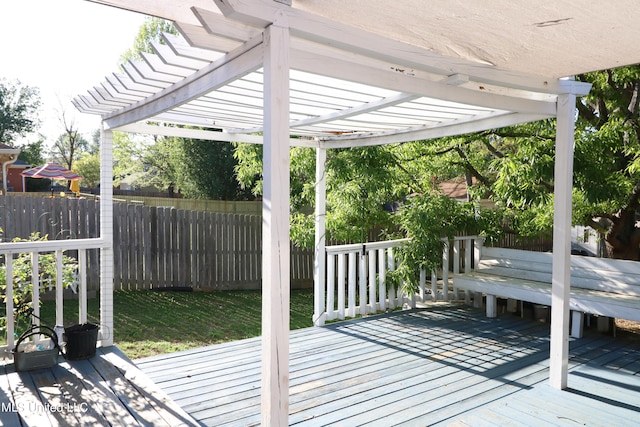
[315,235,482,325]
[1,238,106,357]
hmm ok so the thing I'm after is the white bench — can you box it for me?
[452,247,640,337]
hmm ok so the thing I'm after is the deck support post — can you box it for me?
[313,146,327,326]
[550,92,576,390]
[261,18,291,426]
[99,126,114,347]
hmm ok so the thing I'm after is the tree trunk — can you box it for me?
[605,209,640,260]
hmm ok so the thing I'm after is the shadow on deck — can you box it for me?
[0,346,200,426]
[137,303,640,426]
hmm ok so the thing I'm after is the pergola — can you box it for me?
[74,0,640,423]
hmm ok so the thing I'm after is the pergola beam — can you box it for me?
[212,0,577,95]
[317,112,551,148]
[115,122,317,147]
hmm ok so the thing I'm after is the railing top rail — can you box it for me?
[325,238,409,255]
[451,235,482,241]
[0,238,107,254]
[325,235,484,255]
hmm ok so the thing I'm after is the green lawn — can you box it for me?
[36,289,315,359]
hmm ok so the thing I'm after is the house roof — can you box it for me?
[439,177,477,200]
[74,0,632,148]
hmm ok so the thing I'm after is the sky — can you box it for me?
[2,0,147,147]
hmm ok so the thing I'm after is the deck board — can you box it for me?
[136,303,640,426]
[0,346,200,426]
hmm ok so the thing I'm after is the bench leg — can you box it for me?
[571,311,584,338]
[486,295,497,318]
[597,316,613,333]
[473,292,483,309]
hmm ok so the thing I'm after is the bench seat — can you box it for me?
[453,247,640,337]
[454,272,640,322]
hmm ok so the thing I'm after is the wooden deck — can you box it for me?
[0,346,199,426]
[136,303,640,426]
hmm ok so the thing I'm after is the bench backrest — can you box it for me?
[477,247,640,297]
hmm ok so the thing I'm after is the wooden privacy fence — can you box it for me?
[0,195,313,290]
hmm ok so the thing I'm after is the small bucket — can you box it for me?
[65,323,99,360]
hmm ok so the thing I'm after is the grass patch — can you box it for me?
[32,289,314,359]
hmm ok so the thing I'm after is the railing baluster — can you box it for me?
[31,252,40,328]
[6,255,14,351]
[338,254,345,320]
[79,249,88,324]
[431,269,438,301]
[387,248,396,309]
[326,254,335,320]
[442,241,449,300]
[359,250,367,316]
[419,269,426,302]
[453,239,461,298]
[368,249,376,313]
[55,250,64,327]
[464,239,472,304]
[378,248,386,311]
[347,252,356,318]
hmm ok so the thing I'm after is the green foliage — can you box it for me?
[73,152,100,188]
[234,143,264,197]
[175,139,253,200]
[0,79,41,145]
[0,232,78,335]
[388,192,504,294]
[16,137,46,166]
[235,144,405,247]
[119,17,178,63]
[18,137,51,191]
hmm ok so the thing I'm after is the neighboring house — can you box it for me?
[0,144,23,192]
[7,159,30,192]
[439,176,474,202]
[438,176,494,208]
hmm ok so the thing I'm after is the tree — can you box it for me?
[176,139,253,200]
[380,66,640,261]
[573,67,640,259]
[50,109,88,171]
[17,137,50,191]
[0,79,41,145]
[73,153,100,188]
[120,17,177,63]
[235,144,415,246]
[17,137,46,166]
[114,18,252,200]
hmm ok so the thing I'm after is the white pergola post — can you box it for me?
[549,92,576,389]
[313,146,327,326]
[261,17,291,426]
[99,126,114,346]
